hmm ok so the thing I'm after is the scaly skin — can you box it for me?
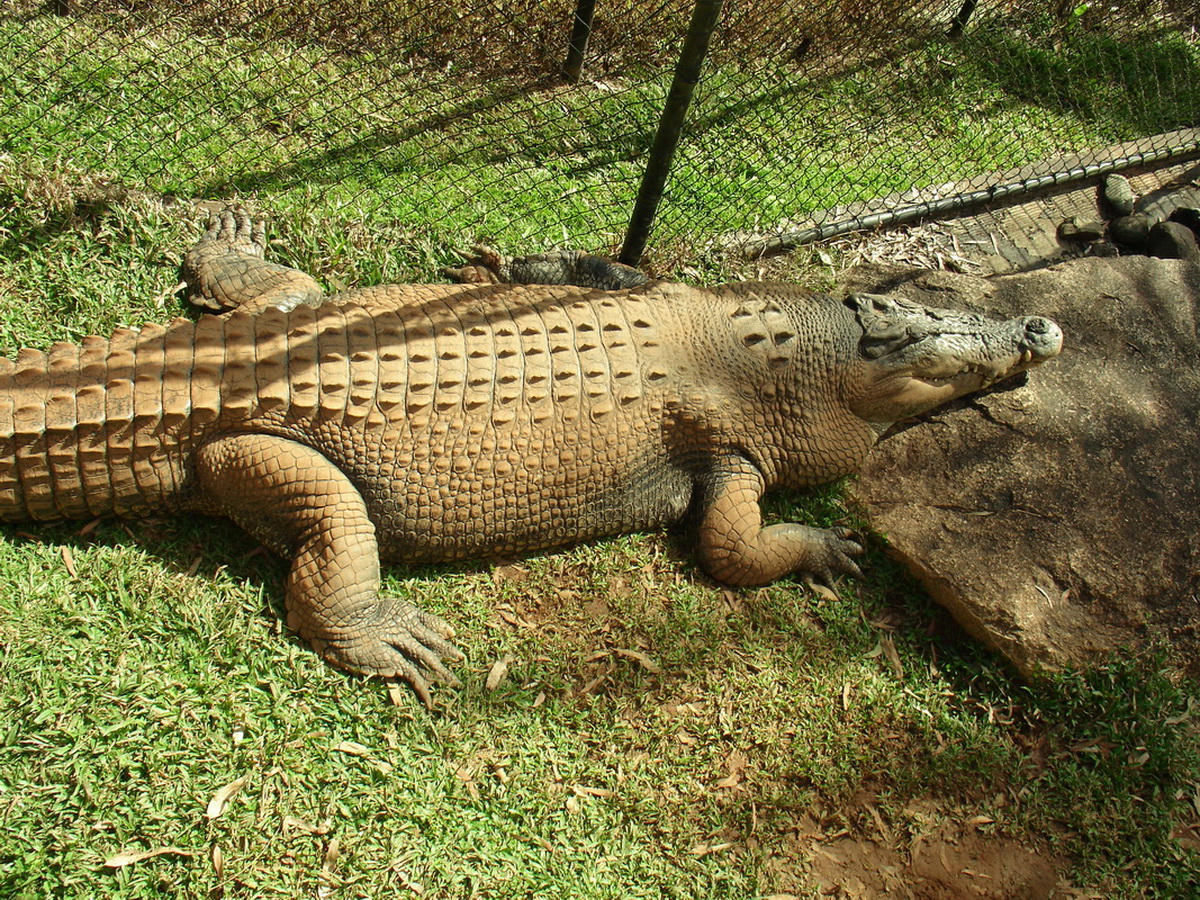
[445,244,649,291]
[0,209,1063,704]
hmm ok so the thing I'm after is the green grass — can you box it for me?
[0,426,1195,897]
[2,7,1200,898]
[2,9,1197,268]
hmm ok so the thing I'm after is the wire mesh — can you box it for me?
[2,0,1198,268]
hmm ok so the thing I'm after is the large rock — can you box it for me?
[843,257,1200,676]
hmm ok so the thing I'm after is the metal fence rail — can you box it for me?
[2,0,1198,267]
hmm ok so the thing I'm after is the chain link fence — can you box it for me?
[2,0,1198,270]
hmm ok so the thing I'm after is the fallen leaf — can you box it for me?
[690,841,736,856]
[811,844,845,863]
[332,740,371,757]
[103,846,199,868]
[725,749,748,774]
[154,279,188,308]
[576,673,607,696]
[880,633,904,678]
[492,564,528,584]
[205,776,249,820]
[282,815,328,835]
[613,647,663,674]
[715,773,742,789]
[211,843,224,878]
[805,581,839,603]
[386,684,406,706]
[322,837,340,871]
[61,545,77,577]
[318,837,341,898]
[571,784,614,798]
[485,655,513,691]
[864,801,891,839]
[965,815,995,828]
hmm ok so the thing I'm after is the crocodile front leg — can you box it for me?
[192,434,463,706]
[184,207,326,314]
[696,454,863,586]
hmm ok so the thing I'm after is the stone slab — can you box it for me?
[844,257,1200,676]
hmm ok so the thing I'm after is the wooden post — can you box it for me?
[563,0,598,83]
[947,0,978,38]
[619,0,724,265]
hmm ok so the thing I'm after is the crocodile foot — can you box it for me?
[207,206,267,259]
[444,244,508,284]
[788,524,864,585]
[184,208,269,310]
[182,205,325,313]
[315,597,465,708]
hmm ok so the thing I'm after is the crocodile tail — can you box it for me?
[0,318,208,523]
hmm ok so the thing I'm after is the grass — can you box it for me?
[1,6,1200,898]
[2,8,1198,267]
[0,417,1195,897]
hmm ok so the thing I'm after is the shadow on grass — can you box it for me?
[193,76,569,200]
[961,22,1200,139]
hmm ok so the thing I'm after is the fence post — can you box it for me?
[947,0,978,38]
[563,0,598,83]
[619,0,725,266]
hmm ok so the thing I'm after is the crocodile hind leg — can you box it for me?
[696,455,864,587]
[184,207,326,314]
[192,433,463,706]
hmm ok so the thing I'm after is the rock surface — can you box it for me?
[844,256,1200,676]
[1099,173,1136,217]
[1106,213,1151,251]
[1147,221,1200,260]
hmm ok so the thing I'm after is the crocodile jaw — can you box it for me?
[844,294,1063,425]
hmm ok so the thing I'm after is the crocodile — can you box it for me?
[0,209,1063,703]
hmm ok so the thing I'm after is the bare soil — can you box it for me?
[763,801,1072,899]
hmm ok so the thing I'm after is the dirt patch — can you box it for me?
[764,809,1072,900]
[806,827,1065,899]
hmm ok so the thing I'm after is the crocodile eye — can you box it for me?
[860,322,918,359]
[845,292,892,314]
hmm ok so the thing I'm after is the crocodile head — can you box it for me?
[843,292,1063,427]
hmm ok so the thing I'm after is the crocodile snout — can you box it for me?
[1018,316,1063,363]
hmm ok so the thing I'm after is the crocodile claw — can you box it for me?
[204,206,267,259]
[804,525,865,585]
[319,598,465,708]
[443,245,507,284]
